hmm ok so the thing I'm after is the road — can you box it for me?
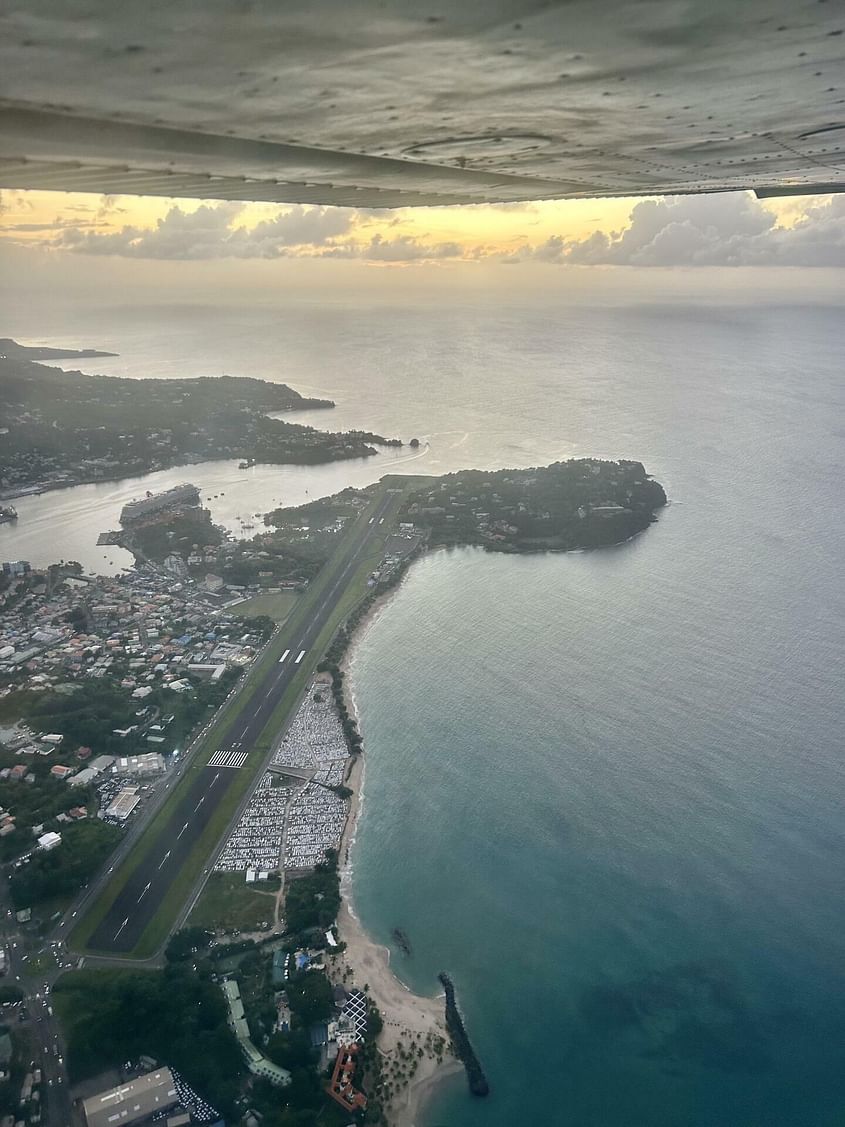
[0,882,73,1127]
[83,489,396,955]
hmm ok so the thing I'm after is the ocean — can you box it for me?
[4,283,844,1124]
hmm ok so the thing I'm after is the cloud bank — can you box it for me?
[5,191,844,266]
[525,193,845,268]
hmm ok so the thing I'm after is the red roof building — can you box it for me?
[325,1043,367,1113]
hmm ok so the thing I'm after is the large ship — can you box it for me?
[119,483,200,526]
[0,505,18,524]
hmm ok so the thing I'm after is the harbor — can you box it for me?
[0,448,428,574]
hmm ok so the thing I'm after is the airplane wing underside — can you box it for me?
[0,0,843,207]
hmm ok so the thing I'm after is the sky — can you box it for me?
[2,188,844,266]
[1,188,844,311]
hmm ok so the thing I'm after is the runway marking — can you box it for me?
[368,517,374,524]
[137,882,151,903]
[113,918,129,941]
[278,649,290,663]
[379,517,385,523]
[295,649,306,664]
[158,850,171,870]
[177,822,189,839]
[207,749,248,769]
[194,796,205,812]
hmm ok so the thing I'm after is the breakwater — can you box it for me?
[438,973,489,1097]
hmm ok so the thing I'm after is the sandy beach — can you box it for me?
[328,581,459,1126]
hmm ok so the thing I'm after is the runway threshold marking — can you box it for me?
[98,497,391,948]
[207,749,248,769]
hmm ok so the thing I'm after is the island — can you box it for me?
[0,339,402,498]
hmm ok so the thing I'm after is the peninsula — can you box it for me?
[401,458,667,551]
[0,339,401,498]
[0,450,666,1127]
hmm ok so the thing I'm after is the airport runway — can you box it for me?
[87,490,396,954]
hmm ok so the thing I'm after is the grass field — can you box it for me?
[230,590,300,623]
[70,484,405,959]
[188,872,279,933]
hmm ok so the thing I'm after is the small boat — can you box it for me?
[0,505,18,524]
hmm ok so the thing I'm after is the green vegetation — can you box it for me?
[189,871,278,933]
[0,672,240,760]
[284,851,341,938]
[53,965,243,1116]
[0,1024,31,1118]
[0,344,400,494]
[130,507,223,561]
[0,747,87,862]
[10,820,123,908]
[164,926,213,962]
[230,591,301,624]
[286,969,334,1027]
[229,949,348,1126]
[402,458,667,551]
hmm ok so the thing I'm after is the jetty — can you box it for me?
[438,972,489,1097]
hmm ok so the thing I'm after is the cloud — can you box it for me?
[46,202,466,263]
[6,219,109,233]
[53,202,355,259]
[546,193,845,267]
[8,190,845,267]
[361,233,462,261]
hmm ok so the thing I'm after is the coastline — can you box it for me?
[330,576,457,1127]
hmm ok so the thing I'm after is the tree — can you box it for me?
[165,927,213,962]
[286,970,334,1029]
[10,821,123,908]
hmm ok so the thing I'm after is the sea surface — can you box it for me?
[4,287,845,1124]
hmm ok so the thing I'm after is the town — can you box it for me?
[0,473,436,1127]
